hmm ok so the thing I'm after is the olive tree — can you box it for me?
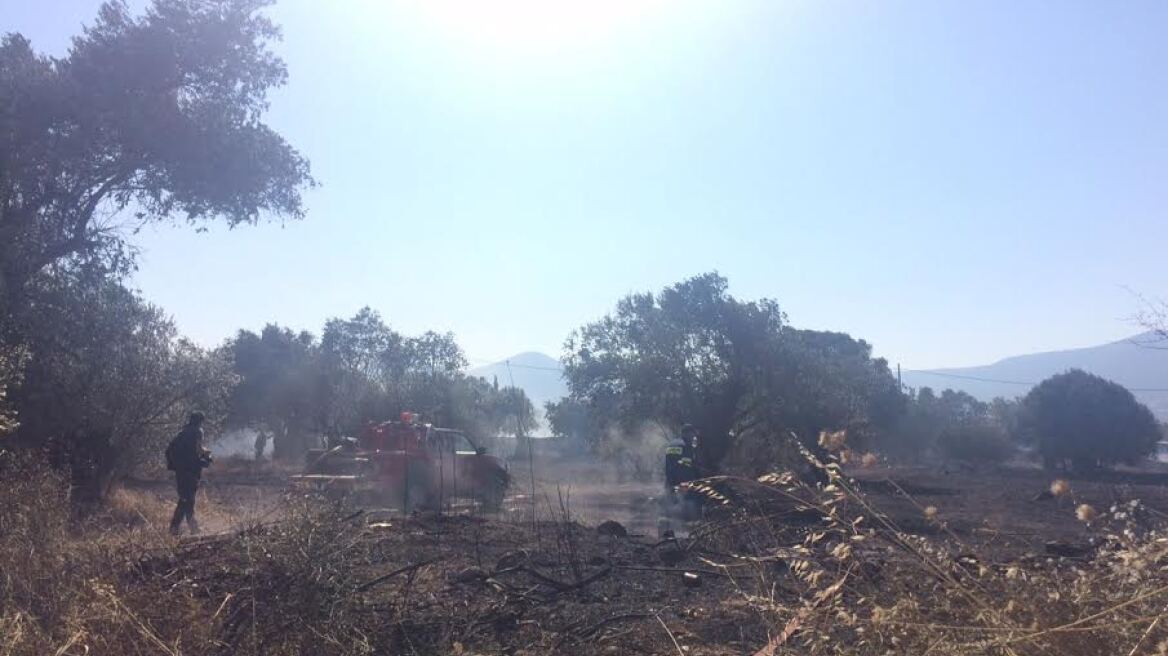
[225,324,323,459]
[0,346,25,436]
[1020,369,1160,471]
[11,271,235,501]
[0,0,313,498]
[0,0,313,310]
[560,273,904,471]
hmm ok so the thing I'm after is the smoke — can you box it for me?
[493,424,675,537]
[210,428,270,460]
[595,422,670,482]
[508,423,669,488]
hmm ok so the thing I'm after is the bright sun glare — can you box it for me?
[406,0,670,56]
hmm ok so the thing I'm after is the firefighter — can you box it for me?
[664,423,699,492]
[253,428,268,462]
[166,412,212,536]
[681,424,700,476]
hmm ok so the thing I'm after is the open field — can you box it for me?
[7,455,1168,655]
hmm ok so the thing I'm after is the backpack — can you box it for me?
[165,433,181,471]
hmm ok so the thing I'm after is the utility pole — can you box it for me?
[506,360,537,534]
[897,363,903,391]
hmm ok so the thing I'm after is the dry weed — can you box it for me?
[702,434,1168,655]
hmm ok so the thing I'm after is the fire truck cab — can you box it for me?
[300,412,510,512]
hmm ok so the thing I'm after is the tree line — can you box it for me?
[226,310,536,461]
[546,273,1163,475]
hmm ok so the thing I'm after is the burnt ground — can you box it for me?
[849,464,1168,559]
[111,457,1168,655]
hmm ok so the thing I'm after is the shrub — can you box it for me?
[0,449,73,646]
[1020,369,1160,471]
[936,422,1015,465]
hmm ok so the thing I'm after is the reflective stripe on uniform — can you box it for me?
[665,447,683,455]
[678,457,693,467]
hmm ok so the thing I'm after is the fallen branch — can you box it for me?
[616,565,730,578]
[520,565,612,593]
[356,557,446,593]
[555,612,652,648]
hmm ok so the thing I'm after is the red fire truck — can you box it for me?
[295,412,510,511]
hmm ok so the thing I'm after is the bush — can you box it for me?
[0,346,24,436]
[936,422,1015,465]
[0,449,220,656]
[721,460,1168,656]
[1020,370,1160,471]
[9,273,235,503]
[722,429,802,478]
[0,449,73,646]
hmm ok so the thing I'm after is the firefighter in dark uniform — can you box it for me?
[665,423,700,493]
[167,412,212,535]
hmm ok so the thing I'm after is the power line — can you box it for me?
[903,370,1033,386]
[475,356,1168,392]
[504,362,564,372]
[467,358,563,372]
[905,369,1168,393]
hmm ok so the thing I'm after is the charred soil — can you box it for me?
[8,460,1168,655]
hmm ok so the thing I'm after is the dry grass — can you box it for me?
[0,451,295,656]
[0,451,205,656]
[5,440,1168,655]
[704,437,1168,655]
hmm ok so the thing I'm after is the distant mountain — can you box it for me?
[468,352,568,412]
[475,337,1168,422]
[902,333,1168,417]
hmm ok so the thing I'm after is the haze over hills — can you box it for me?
[902,333,1168,418]
[477,334,1168,422]
[467,352,568,422]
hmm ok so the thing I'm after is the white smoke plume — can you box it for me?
[210,428,270,460]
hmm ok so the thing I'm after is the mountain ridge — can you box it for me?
[471,333,1168,420]
[467,352,568,411]
[903,332,1168,417]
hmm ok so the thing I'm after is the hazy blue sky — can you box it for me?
[7,1,1168,368]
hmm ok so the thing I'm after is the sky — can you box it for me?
[6,0,1168,369]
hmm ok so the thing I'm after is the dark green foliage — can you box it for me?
[0,0,313,497]
[878,387,1017,465]
[224,308,535,459]
[0,345,24,436]
[545,398,602,447]
[226,324,322,458]
[557,273,904,470]
[9,270,235,500]
[0,0,313,306]
[936,423,1014,465]
[1020,369,1160,470]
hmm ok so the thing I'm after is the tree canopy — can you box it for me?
[0,0,313,308]
[1019,369,1160,470]
[0,0,311,501]
[557,273,904,470]
[8,269,234,501]
[880,387,1015,465]
[223,309,535,459]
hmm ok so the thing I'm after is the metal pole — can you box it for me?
[506,360,536,531]
[402,447,409,514]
